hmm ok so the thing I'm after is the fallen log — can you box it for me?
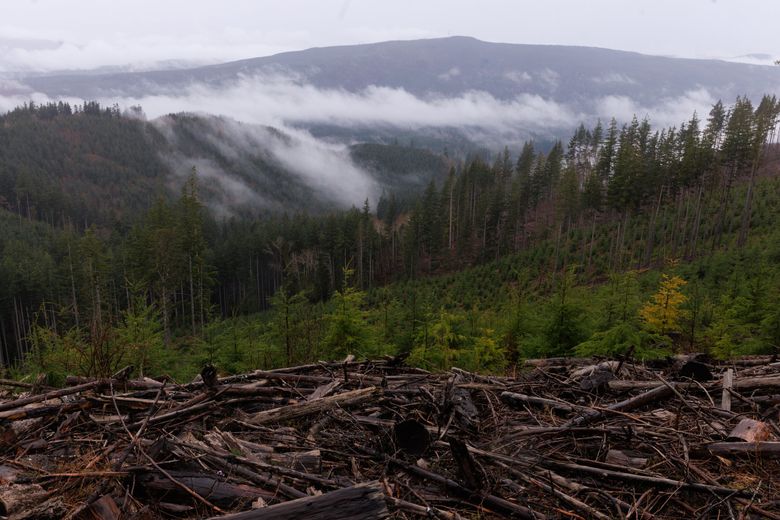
[705,442,780,457]
[470,446,751,498]
[0,399,93,422]
[565,382,675,427]
[247,386,379,426]
[136,470,275,506]
[0,380,102,413]
[389,456,546,519]
[501,391,587,413]
[206,481,389,520]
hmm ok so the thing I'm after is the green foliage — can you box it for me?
[5,95,780,378]
[321,270,379,359]
[575,322,670,360]
[114,297,165,378]
[266,289,316,365]
[408,308,505,372]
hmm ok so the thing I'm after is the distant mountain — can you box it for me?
[18,36,780,105]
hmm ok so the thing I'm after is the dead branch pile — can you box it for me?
[1,354,780,519]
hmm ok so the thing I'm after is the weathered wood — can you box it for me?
[449,437,485,490]
[306,381,341,401]
[705,442,780,457]
[0,378,44,390]
[81,495,121,520]
[470,446,750,498]
[565,383,675,427]
[731,374,780,390]
[137,470,275,506]
[727,418,772,442]
[523,357,594,367]
[65,375,164,390]
[605,449,649,469]
[0,399,93,422]
[721,368,733,411]
[390,456,545,519]
[200,454,307,500]
[247,386,379,425]
[206,482,389,520]
[501,391,586,413]
[0,380,102,413]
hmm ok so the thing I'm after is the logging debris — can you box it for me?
[0,355,779,519]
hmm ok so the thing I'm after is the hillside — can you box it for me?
[0,103,448,226]
[3,95,779,376]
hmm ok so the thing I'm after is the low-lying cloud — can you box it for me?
[0,73,733,211]
[594,88,717,128]
[97,74,580,134]
[154,113,379,214]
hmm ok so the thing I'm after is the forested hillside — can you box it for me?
[0,102,447,226]
[2,95,780,382]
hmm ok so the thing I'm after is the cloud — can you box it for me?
[537,68,560,89]
[591,72,637,85]
[438,67,460,81]
[94,74,579,134]
[153,113,379,212]
[594,88,717,127]
[0,31,295,73]
[504,70,532,84]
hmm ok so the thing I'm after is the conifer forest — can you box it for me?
[4,7,780,518]
[1,95,778,382]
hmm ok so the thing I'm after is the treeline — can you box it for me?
[0,101,169,228]
[213,95,780,309]
[2,95,780,378]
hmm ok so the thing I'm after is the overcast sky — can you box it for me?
[0,0,777,73]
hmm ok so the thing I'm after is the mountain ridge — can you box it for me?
[17,36,780,102]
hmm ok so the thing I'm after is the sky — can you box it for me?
[0,0,778,73]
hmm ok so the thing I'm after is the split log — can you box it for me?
[727,418,773,442]
[205,481,389,520]
[605,449,649,469]
[721,368,733,411]
[247,387,379,426]
[254,450,322,474]
[306,381,341,401]
[200,455,307,500]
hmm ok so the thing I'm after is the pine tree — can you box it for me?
[640,274,688,336]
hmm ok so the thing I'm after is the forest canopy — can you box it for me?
[1,95,779,381]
